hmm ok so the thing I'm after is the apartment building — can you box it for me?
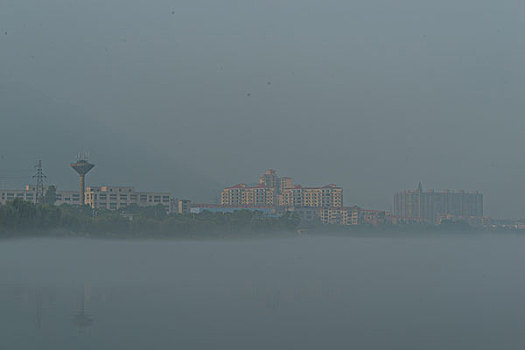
[394,183,483,224]
[220,184,274,207]
[279,184,343,208]
[319,206,390,226]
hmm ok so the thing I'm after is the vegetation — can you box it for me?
[0,199,301,238]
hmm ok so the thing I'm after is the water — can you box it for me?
[1,232,525,349]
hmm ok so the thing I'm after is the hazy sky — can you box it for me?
[1,0,524,217]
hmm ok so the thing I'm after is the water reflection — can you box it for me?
[1,236,525,350]
[72,286,94,333]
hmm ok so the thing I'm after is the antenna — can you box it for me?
[32,160,46,204]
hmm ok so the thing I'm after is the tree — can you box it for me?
[43,185,57,205]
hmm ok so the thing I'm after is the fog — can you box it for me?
[2,234,525,349]
[1,0,524,217]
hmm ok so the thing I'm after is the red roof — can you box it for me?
[224,183,271,190]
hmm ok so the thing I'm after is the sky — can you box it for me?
[0,0,524,218]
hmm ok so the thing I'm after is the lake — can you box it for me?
[1,232,525,349]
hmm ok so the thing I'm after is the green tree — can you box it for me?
[43,185,57,205]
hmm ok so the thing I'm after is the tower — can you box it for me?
[33,160,46,204]
[70,154,94,206]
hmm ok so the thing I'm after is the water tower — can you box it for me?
[70,154,94,206]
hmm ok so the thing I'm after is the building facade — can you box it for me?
[394,183,483,224]
[84,186,172,212]
[1,185,175,213]
[174,199,192,214]
[278,184,343,208]
[221,170,343,210]
[319,206,391,226]
[220,184,274,207]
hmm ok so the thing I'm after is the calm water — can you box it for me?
[1,232,525,350]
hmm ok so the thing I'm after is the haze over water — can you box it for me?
[2,232,525,350]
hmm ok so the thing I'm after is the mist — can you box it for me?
[1,0,524,217]
[2,234,525,349]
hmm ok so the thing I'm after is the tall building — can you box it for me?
[278,184,343,208]
[394,183,483,224]
[221,170,343,209]
[220,184,274,207]
[85,186,172,212]
[279,177,293,193]
[259,169,279,189]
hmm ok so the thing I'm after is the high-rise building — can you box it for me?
[394,183,483,224]
[221,170,342,209]
[278,184,343,208]
[259,169,279,189]
[279,177,293,193]
[220,184,274,207]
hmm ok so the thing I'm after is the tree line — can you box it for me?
[0,198,301,238]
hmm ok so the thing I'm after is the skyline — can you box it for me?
[0,160,491,220]
[1,0,524,218]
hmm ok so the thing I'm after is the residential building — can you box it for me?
[319,206,391,226]
[279,177,293,193]
[279,184,343,208]
[220,184,274,207]
[259,169,279,189]
[394,183,483,224]
[319,207,349,225]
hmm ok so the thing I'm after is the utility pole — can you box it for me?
[33,160,46,204]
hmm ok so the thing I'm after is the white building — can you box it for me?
[0,185,173,213]
[0,185,81,206]
[85,186,172,212]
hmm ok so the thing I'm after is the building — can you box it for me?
[319,207,348,225]
[279,184,343,208]
[259,169,279,190]
[173,199,192,214]
[319,206,391,226]
[84,186,172,212]
[220,184,274,207]
[258,169,294,205]
[221,170,343,210]
[0,185,81,206]
[394,183,483,224]
[360,208,392,226]
[1,184,175,213]
[279,177,293,193]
